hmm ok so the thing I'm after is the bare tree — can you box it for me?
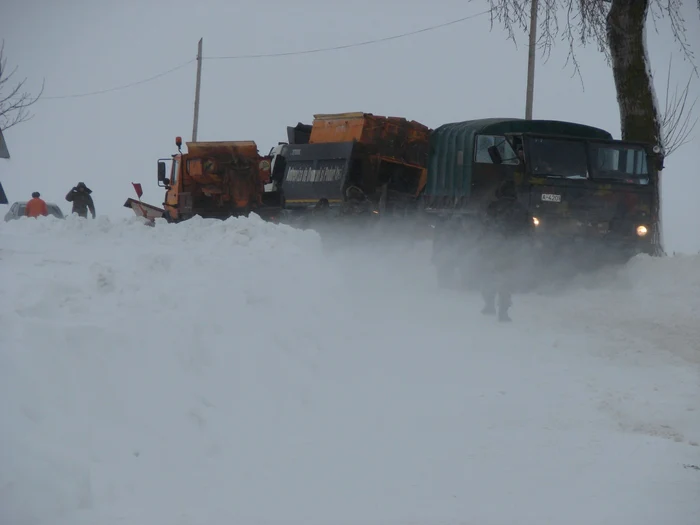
[0,39,44,132]
[479,0,698,153]
[659,56,698,156]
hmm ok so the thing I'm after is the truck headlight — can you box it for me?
[532,216,540,227]
[636,225,648,237]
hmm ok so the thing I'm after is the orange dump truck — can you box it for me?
[125,137,282,223]
[278,112,431,216]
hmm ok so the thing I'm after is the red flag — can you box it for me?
[132,183,143,198]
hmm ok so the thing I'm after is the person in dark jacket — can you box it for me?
[65,182,96,218]
[476,179,532,322]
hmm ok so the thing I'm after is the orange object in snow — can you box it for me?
[25,197,48,218]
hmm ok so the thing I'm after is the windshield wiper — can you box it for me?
[533,173,589,180]
[531,172,564,178]
[593,171,648,182]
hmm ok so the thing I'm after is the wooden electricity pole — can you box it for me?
[192,38,203,142]
[525,0,538,120]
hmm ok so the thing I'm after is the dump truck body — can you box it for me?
[278,112,431,217]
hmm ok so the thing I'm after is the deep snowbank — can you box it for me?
[1,215,698,525]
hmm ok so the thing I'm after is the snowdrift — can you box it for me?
[1,214,698,525]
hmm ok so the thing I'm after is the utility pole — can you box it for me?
[525,0,538,120]
[192,38,203,142]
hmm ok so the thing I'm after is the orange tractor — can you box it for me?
[125,136,282,223]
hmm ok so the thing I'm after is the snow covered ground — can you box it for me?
[1,214,699,525]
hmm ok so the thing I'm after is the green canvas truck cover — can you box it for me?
[424,118,613,202]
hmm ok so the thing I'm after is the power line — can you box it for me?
[39,10,491,100]
[41,59,196,100]
[205,9,492,60]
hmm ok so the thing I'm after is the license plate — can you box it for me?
[541,193,562,203]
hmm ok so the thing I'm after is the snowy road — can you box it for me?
[1,215,699,525]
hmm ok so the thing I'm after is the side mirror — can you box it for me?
[488,145,503,164]
[157,161,166,182]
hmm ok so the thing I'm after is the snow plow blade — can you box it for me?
[123,198,164,221]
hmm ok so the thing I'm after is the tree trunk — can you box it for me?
[606,0,664,255]
[606,0,661,145]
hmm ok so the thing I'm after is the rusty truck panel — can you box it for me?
[309,112,431,187]
[309,112,374,143]
[185,141,259,158]
[184,141,260,186]
[310,112,430,143]
[309,113,431,164]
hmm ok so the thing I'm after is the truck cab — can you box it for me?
[427,118,662,288]
[157,136,282,222]
[490,131,660,258]
[261,143,288,194]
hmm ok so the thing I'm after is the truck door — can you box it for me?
[472,133,521,201]
[165,157,181,214]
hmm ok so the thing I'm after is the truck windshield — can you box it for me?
[527,137,589,180]
[589,143,649,184]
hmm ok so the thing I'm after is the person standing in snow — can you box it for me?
[65,182,96,219]
[476,179,532,322]
[25,191,48,218]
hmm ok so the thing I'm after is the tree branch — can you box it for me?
[660,55,698,156]
[474,0,698,89]
[0,39,44,132]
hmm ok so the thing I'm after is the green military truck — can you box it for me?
[425,118,663,287]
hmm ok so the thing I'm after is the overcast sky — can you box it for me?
[1,0,698,252]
